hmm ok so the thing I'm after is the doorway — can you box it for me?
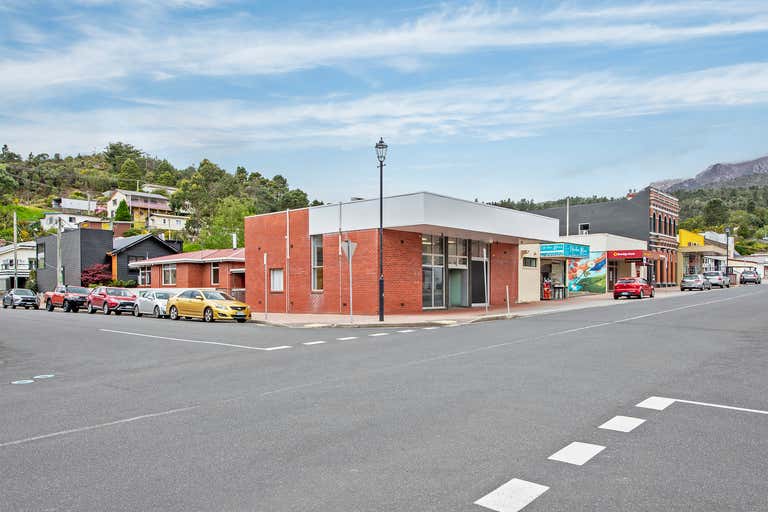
[449,268,468,307]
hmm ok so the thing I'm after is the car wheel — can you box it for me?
[650,289,655,298]
[34,305,39,310]
[133,305,142,318]
[153,306,162,318]
[169,306,179,320]
[87,302,96,314]
[103,303,111,315]
[71,307,79,313]
[236,318,246,323]
[203,307,214,323]
[63,301,71,313]
[2,303,6,309]
[46,299,54,311]
[639,290,644,299]
[11,303,16,309]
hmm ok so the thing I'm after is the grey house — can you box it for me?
[109,234,182,285]
[36,229,113,292]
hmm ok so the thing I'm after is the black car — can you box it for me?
[2,288,39,309]
[740,270,762,285]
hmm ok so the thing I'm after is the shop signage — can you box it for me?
[540,243,590,258]
[608,250,653,259]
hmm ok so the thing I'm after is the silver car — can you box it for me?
[703,271,730,288]
[2,288,40,309]
[133,289,178,318]
[681,274,712,291]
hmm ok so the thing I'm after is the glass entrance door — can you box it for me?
[422,266,444,309]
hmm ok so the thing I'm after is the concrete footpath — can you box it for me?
[250,287,690,327]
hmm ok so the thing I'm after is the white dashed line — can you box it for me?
[475,478,549,512]
[548,442,605,466]
[636,396,676,410]
[11,380,34,385]
[599,415,646,433]
[369,332,390,337]
[33,374,55,379]
[397,329,415,333]
[100,329,291,351]
[336,336,358,341]
[303,341,326,346]
[423,326,440,330]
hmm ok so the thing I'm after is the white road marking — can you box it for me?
[599,415,646,432]
[637,396,768,415]
[636,396,676,410]
[337,336,358,341]
[99,329,291,351]
[397,329,415,333]
[303,341,326,346]
[423,326,440,330]
[475,478,549,512]
[548,442,605,466]
[33,374,55,379]
[11,380,34,385]
[369,332,390,337]
[0,405,199,449]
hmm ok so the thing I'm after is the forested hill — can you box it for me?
[0,142,319,249]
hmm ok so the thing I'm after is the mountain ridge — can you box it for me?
[652,154,768,192]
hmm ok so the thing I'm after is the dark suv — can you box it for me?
[740,270,762,285]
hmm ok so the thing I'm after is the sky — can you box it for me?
[1,1,767,203]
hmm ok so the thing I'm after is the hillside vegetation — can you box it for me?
[0,143,318,249]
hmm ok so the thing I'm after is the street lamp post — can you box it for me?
[725,227,731,276]
[375,138,388,322]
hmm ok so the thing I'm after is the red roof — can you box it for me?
[128,248,245,267]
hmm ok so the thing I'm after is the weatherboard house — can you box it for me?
[243,192,560,316]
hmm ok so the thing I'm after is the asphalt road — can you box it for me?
[1,285,767,511]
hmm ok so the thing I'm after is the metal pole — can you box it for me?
[12,210,18,288]
[56,217,63,286]
[565,197,570,237]
[285,209,290,314]
[339,202,343,314]
[347,241,353,325]
[505,285,510,315]
[263,252,268,320]
[483,247,488,313]
[378,159,384,321]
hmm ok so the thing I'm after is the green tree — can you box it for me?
[105,142,142,173]
[703,198,729,226]
[119,158,142,186]
[154,160,178,186]
[114,199,131,221]
[199,196,254,249]
[0,164,18,195]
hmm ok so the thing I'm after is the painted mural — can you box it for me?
[567,251,607,294]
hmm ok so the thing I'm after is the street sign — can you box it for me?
[341,240,357,258]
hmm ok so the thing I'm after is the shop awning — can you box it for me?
[678,244,727,257]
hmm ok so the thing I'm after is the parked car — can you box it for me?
[681,274,712,291]
[2,288,39,309]
[703,271,730,288]
[133,289,178,318]
[87,286,137,315]
[739,270,762,285]
[43,285,90,312]
[167,289,250,323]
[613,277,654,299]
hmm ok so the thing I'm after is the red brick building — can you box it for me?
[128,248,246,299]
[244,192,559,316]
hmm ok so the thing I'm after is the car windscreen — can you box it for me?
[703,272,719,277]
[67,286,89,294]
[616,279,636,284]
[202,291,234,301]
[155,292,172,300]
[13,289,34,296]
[683,275,700,280]
[106,288,132,297]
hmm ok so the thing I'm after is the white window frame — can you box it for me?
[211,262,220,285]
[311,235,323,291]
[139,267,151,286]
[270,268,284,293]
[162,263,176,285]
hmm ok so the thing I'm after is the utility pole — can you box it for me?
[12,210,18,288]
[56,217,63,286]
[565,197,570,237]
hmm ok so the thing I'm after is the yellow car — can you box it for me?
[167,289,250,323]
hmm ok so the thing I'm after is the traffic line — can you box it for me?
[397,329,415,333]
[423,326,440,330]
[475,478,549,512]
[336,336,358,341]
[548,442,605,466]
[0,405,199,449]
[369,332,390,337]
[99,329,291,351]
[637,396,768,415]
[599,415,646,433]
[303,341,326,346]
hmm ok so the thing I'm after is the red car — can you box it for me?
[613,277,654,300]
[87,286,137,315]
[43,285,91,313]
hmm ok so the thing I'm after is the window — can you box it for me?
[422,235,445,266]
[311,235,323,291]
[37,244,45,270]
[139,267,151,286]
[270,268,284,292]
[211,262,220,285]
[68,216,76,223]
[523,257,538,268]
[447,238,468,268]
[162,264,176,285]
[578,223,590,235]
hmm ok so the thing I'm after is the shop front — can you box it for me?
[607,250,654,289]
[539,242,589,300]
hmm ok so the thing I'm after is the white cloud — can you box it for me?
[4,61,768,156]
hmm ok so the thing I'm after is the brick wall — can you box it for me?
[148,261,245,290]
[490,242,519,306]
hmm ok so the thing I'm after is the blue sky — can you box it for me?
[1,1,768,203]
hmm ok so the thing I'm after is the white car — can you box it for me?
[133,289,179,318]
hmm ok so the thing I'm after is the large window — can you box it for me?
[138,267,151,286]
[447,237,468,268]
[211,262,220,285]
[162,264,176,285]
[311,235,323,291]
[37,244,45,270]
[422,235,444,309]
[270,268,284,292]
